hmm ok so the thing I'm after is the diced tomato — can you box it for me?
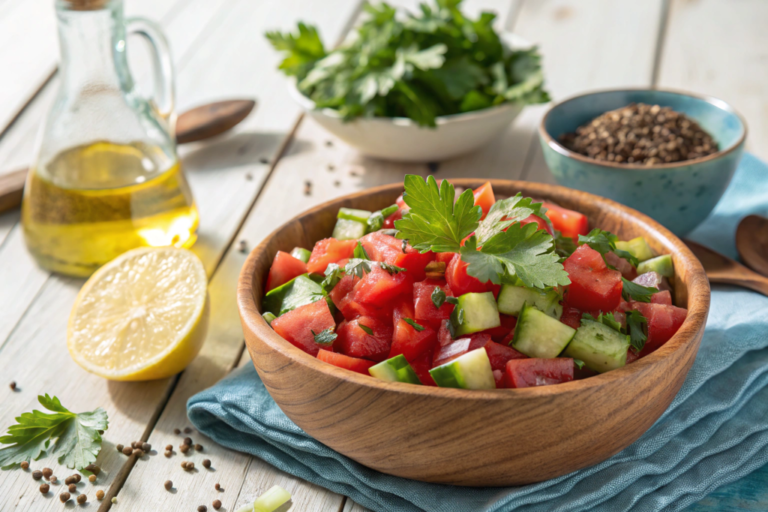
[436,252,456,265]
[335,316,393,361]
[651,290,673,305]
[478,314,517,343]
[352,264,412,307]
[328,274,359,311]
[504,358,574,388]
[484,341,526,372]
[265,251,308,292]
[432,333,492,367]
[520,214,554,236]
[383,207,404,229]
[413,280,455,323]
[573,364,599,380]
[560,305,582,330]
[317,349,375,375]
[390,319,438,362]
[307,238,356,274]
[396,194,408,210]
[392,294,415,327]
[271,299,335,356]
[542,202,589,240]
[630,302,687,355]
[360,232,434,281]
[410,353,436,386]
[339,298,391,321]
[473,182,496,218]
[445,253,500,297]
[605,251,637,280]
[564,245,623,312]
[437,320,453,347]
[493,369,504,388]
[500,330,515,345]
[626,349,640,364]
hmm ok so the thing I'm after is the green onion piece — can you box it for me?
[253,485,292,512]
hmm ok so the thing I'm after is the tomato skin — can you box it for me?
[361,232,434,281]
[413,279,455,323]
[271,299,336,356]
[352,264,412,307]
[266,251,308,292]
[564,245,623,312]
[318,349,376,375]
[435,252,456,265]
[484,341,526,372]
[396,194,408,210]
[560,305,582,330]
[307,238,357,274]
[383,207,404,229]
[473,182,496,218]
[542,202,589,240]
[630,302,687,355]
[605,251,637,280]
[437,320,453,347]
[520,214,554,236]
[328,274,359,310]
[504,358,574,388]
[390,319,438,361]
[432,333,492,367]
[410,353,437,386]
[651,290,673,305]
[625,349,640,364]
[445,253,500,297]
[336,316,393,361]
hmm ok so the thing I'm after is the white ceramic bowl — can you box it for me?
[289,33,532,162]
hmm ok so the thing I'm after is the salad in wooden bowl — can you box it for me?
[237,178,709,486]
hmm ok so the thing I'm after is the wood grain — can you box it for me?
[238,179,710,486]
[686,240,768,297]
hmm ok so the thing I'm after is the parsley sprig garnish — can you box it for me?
[579,229,639,267]
[621,277,658,303]
[475,194,551,245]
[0,395,108,470]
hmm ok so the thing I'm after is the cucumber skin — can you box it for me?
[262,274,324,316]
[332,218,367,240]
[262,312,276,325]
[497,284,563,319]
[615,237,655,262]
[564,320,630,373]
[429,348,495,389]
[637,254,674,278]
[511,303,576,358]
[369,355,422,384]
[338,207,372,224]
[451,292,501,336]
[290,247,311,264]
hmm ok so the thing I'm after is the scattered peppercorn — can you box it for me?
[133,449,144,458]
[60,492,70,503]
[245,172,253,181]
[165,444,173,451]
[117,443,124,452]
[186,462,195,471]
[65,475,75,485]
[183,437,192,446]
[239,240,247,253]
[304,180,312,196]
[334,180,341,187]
[122,446,133,456]
[164,450,172,458]
[141,442,151,452]
[259,157,269,165]
[131,441,139,449]
[32,470,43,480]
[181,461,188,470]
[50,476,58,484]
[326,140,333,147]
[180,444,190,454]
[202,459,211,469]
[69,484,77,493]
[20,461,29,470]
[88,475,96,483]
[42,467,53,479]
[184,427,192,434]
[77,493,87,504]
[194,444,203,452]
[174,428,181,435]
[214,483,221,491]
[9,381,16,391]
[213,499,222,510]
[164,480,173,491]
[96,490,105,501]
[39,483,50,494]
[74,474,82,483]
[91,465,100,476]
[198,506,207,512]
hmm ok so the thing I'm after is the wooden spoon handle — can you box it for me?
[0,98,256,215]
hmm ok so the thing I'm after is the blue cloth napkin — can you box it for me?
[188,153,768,512]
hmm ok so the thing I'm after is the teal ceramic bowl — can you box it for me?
[539,89,746,235]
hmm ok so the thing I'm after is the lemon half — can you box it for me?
[68,247,209,381]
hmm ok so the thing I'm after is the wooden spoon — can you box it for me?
[0,98,256,214]
[685,239,768,296]
[736,214,768,277]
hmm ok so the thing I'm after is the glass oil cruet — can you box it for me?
[22,0,199,277]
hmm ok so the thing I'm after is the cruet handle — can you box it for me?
[126,17,176,125]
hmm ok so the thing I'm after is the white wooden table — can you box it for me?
[1,1,767,510]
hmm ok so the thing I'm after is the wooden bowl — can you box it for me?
[237,180,710,486]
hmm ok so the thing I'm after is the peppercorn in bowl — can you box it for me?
[538,89,746,235]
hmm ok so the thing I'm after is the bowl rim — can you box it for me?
[538,87,748,170]
[238,179,711,401]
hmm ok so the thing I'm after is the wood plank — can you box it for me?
[343,499,370,512]
[657,0,768,162]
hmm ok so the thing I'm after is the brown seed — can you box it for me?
[88,474,96,483]
[304,180,312,196]
[202,459,211,469]
[179,444,189,453]
[181,461,188,469]
[122,446,133,455]
[69,484,77,493]
[183,437,193,446]
[194,444,203,452]
[60,492,71,503]
[165,444,173,451]
[91,465,101,476]
[39,483,50,494]
[164,450,172,458]
[96,490,105,501]
[42,467,53,479]
[64,475,74,485]
[32,470,43,480]
[9,381,16,390]
[85,464,94,472]
[239,240,247,253]
[131,441,138,449]
[50,476,58,484]
[173,428,181,435]
[116,443,124,452]
[184,427,192,434]
[20,461,29,470]
[186,462,195,471]
[73,474,81,483]
[214,483,221,491]
[164,480,172,491]
[133,449,144,458]
[198,506,207,512]
[141,442,151,452]
[213,499,222,510]
[77,493,87,504]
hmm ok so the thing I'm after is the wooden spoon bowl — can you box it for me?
[237,180,710,486]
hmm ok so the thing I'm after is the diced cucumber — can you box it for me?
[512,303,576,358]
[369,354,422,384]
[262,312,276,325]
[338,207,372,224]
[290,247,311,263]
[564,319,630,373]
[332,218,367,240]
[637,254,674,278]
[497,284,563,319]
[429,348,495,389]
[615,236,655,262]
[450,292,501,336]
[262,274,323,316]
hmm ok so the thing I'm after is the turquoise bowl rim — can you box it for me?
[538,87,748,170]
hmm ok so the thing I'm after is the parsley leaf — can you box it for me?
[460,223,571,288]
[626,310,648,353]
[554,230,578,259]
[0,395,108,470]
[622,277,658,303]
[321,263,344,292]
[380,262,406,275]
[445,296,459,305]
[475,194,548,245]
[431,286,447,308]
[403,318,426,331]
[359,324,374,335]
[265,23,326,78]
[353,241,370,260]
[395,175,481,253]
[578,229,639,267]
[312,328,337,346]
[344,259,372,279]
[573,359,586,369]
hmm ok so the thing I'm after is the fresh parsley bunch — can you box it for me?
[266,0,549,127]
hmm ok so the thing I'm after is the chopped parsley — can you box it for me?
[353,241,370,260]
[626,310,649,353]
[621,277,658,303]
[380,262,406,275]
[578,229,639,267]
[403,318,426,331]
[359,324,374,335]
[312,328,337,346]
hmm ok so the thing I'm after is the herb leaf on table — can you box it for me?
[0,394,108,470]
